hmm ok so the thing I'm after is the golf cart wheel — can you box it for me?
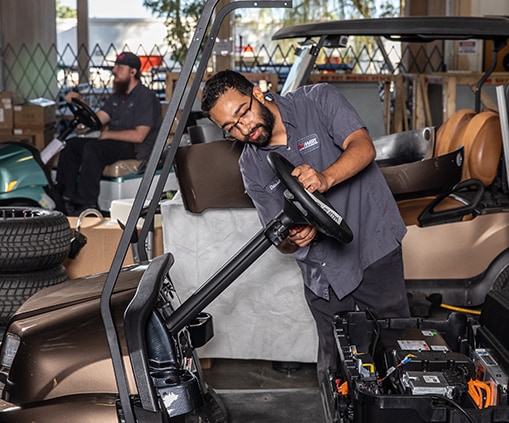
[492,266,509,292]
[0,207,71,273]
[0,265,68,324]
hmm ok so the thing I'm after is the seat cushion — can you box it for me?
[102,159,144,178]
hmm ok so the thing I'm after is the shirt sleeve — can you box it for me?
[303,84,366,149]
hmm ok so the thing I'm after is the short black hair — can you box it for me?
[201,70,254,117]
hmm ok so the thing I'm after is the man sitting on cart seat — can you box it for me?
[56,51,162,215]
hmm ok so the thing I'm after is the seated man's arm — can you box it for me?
[98,122,151,143]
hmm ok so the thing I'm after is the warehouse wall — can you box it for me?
[0,0,58,99]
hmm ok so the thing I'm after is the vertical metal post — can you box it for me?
[77,0,90,85]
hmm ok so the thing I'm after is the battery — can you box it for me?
[401,371,455,398]
[378,327,475,377]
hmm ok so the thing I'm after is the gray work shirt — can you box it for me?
[239,83,406,301]
[101,83,162,160]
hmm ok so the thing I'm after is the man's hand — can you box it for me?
[291,165,330,193]
[64,91,82,104]
[289,223,317,246]
[292,128,376,193]
[278,223,317,254]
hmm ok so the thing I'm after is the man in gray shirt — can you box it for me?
[201,70,410,399]
[57,52,162,214]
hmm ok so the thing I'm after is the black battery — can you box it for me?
[378,327,475,378]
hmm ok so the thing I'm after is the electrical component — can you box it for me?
[468,379,496,408]
[402,371,455,398]
[472,348,509,405]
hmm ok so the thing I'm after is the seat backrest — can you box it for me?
[434,109,476,157]
[395,110,502,227]
[174,140,254,213]
[460,110,502,185]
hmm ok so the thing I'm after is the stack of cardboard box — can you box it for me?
[13,98,57,150]
[0,91,35,144]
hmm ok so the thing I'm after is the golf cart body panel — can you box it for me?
[3,269,140,403]
[0,395,120,422]
[0,143,56,209]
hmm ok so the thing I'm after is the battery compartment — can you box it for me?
[331,302,509,423]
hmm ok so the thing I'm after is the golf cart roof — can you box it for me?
[272,16,509,43]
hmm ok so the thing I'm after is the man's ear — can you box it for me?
[252,85,265,102]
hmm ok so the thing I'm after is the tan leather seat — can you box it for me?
[398,110,502,226]
[102,159,144,178]
[434,109,476,157]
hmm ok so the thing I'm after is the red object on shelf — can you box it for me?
[138,55,163,73]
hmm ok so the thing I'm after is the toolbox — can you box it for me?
[329,289,509,422]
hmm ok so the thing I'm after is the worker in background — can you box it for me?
[56,51,162,214]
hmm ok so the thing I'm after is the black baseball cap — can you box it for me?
[115,52,141,71]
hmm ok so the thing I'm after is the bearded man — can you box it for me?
[201,70,410,407]
[56,52,162,214]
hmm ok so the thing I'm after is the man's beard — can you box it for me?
[114,79,130,95]
[241,100,275,147]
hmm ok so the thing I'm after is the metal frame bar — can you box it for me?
[99,1,291,421]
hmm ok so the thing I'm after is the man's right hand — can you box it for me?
[64,91,82,104]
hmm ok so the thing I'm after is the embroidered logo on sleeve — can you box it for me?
[268,177,281,192]
[297,133,320,154]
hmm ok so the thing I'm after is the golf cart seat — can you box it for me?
[377,109,478,202]
[434,108,476,156]
[174,140,254,213]
[397,109,503,227]
[103,159,145,178]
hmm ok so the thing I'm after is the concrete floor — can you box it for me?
[202,359,325,422]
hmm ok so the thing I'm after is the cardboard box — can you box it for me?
[13,125,55,150]
[14,102,56,129]
[0,92,15,129]
[63,216,164,280]
[0,131,34,145]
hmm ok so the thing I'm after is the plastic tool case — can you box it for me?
[330,290,509,422]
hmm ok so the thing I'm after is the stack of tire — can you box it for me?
[0,207,71,325]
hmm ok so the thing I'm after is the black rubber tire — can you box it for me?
[492,266,509,292]
[0,265,68,324]
[0,207,72,273]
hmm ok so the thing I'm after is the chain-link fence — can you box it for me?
[1,39,444,120]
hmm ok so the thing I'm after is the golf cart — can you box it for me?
[270,16,509,422]
[0,97,102,212]
[273,16,509,310]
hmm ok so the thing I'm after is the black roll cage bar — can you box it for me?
[100,1,291,422]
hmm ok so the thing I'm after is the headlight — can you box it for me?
[0,333,20,368]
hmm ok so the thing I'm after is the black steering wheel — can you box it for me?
[67,97,102,131]
[267,151,353,244]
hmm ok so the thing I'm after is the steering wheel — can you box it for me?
[67,97,102,131]
[267,151,353,244]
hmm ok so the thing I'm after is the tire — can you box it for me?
[492,266,509,292]
[0,265,68,324]
[0,207,71,273]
